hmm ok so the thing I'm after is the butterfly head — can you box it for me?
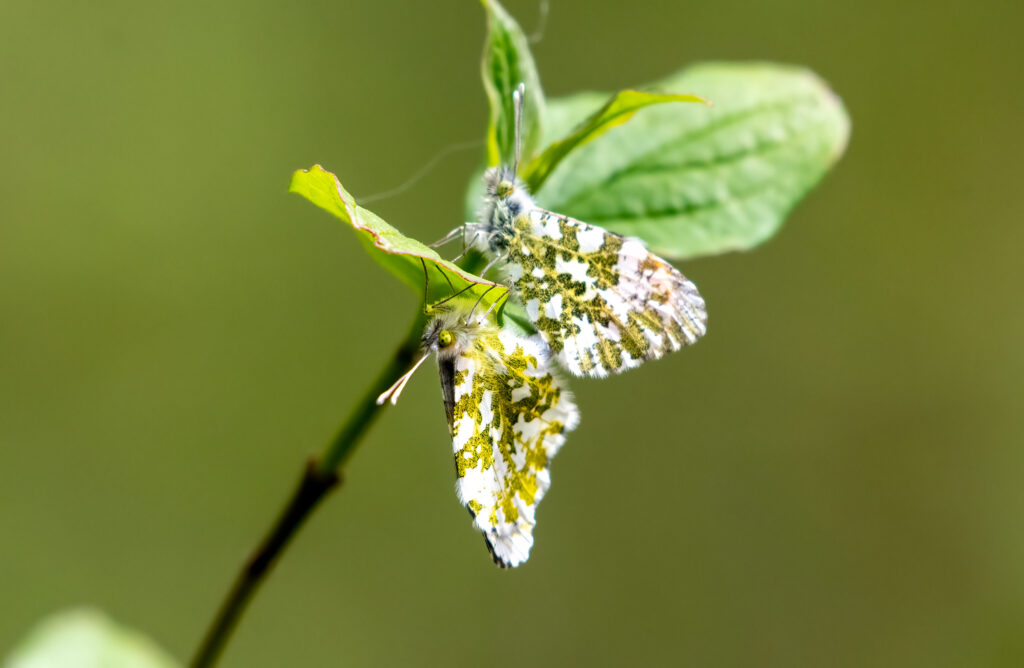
[479,83,536,232]
[482,166,534,232]
[421,308,486,361]
[377,309,477,407]
[483,165,518,198]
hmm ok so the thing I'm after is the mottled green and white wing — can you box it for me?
[448,323,579,567]
[503,208,707,377]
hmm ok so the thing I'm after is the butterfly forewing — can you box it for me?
[499,207,707,377]
[436,310,579,567]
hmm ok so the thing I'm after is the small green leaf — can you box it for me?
[291,165,500,306]
[5,608,180,668]
[521,90,708,193]
[480,0,545,167]
[531,62,850,259]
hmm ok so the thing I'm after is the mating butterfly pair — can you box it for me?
[379,88,707,567]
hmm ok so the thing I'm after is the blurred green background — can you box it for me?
[2,0,1022,666]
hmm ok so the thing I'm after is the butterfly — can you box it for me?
[440,85,708,377]
[379,296,579,568]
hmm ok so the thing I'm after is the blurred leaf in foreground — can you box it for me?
[5,608,179,668]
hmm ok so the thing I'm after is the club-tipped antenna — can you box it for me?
[376,352,432,406]
[511,83,525,178]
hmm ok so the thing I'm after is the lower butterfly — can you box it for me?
[378,297,579,568]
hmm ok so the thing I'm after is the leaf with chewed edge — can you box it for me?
[290,165,503,308]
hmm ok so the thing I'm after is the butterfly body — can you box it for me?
[468,167,708,377]
[421,304,579,568]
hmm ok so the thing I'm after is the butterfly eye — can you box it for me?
[438,330,454,348]
[496,180,514,197]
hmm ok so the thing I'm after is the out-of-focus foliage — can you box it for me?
[5,609,178,668]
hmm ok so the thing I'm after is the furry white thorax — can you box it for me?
[472,166,536,254]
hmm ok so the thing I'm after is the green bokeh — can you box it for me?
[2,1,1021,666]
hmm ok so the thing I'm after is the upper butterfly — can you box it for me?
[450,87,708,377]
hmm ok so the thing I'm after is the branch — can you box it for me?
[190,313,425,667]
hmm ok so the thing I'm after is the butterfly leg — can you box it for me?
[419,258,430,308]
[482,286,511,318]
[430,282,479,309]
[433,264,457,293]
[449,223,490,262]
[428,225,467,248]
[466,284,499,321]
[478,252,505,277]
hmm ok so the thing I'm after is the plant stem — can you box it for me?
[189,460,339,668]
[190,313,425,668]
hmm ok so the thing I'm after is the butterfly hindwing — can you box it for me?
[498,206,707,377]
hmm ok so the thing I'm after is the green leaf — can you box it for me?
[291,165,501,307]
[530,62,850,259]
[5,608,180,668]
[521,90,708,193]
[480,0,545,167]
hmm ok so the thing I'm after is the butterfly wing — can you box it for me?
[446,322,579,567]
[501,208,707,377]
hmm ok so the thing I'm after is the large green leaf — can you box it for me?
[532,62,850,259]
[521,90,708,193]
[291,165,501,307]
[5,608,179,668]
[480,0,545,167]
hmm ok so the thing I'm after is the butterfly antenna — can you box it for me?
[512,83,525,178]
[376,353,432,406]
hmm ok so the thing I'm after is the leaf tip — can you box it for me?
[804,71,851,163]
[681,93,712,107]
